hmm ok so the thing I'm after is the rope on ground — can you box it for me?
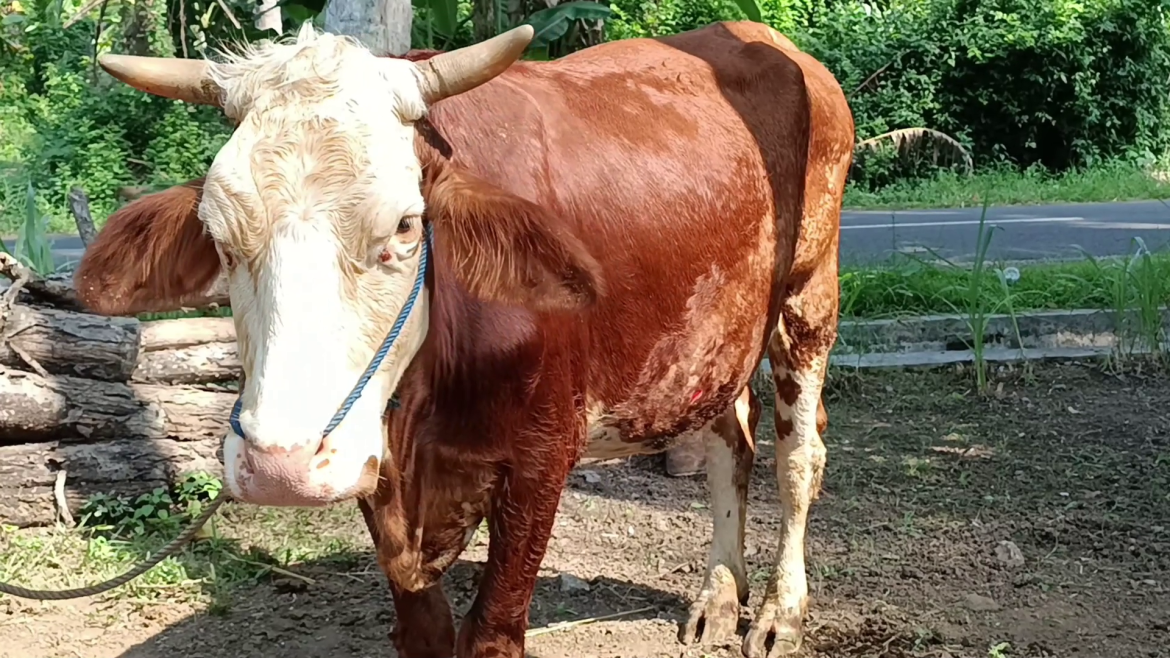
[0,494,228,601]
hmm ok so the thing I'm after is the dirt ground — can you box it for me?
[2,361,1169,658]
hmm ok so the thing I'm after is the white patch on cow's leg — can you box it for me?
[744,353,826,658]
[683,388,756,646]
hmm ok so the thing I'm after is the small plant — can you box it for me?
[1128,237,1166,359]
[78,472,224,539]
[917,200,1025,393]
[1078,238,1170,361]
[1,181,56,275]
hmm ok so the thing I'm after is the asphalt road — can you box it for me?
[6,199,1169,270]
[839,199,1170,264]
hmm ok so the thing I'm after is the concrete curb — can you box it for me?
[835,307,1169,354]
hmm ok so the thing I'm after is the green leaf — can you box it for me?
[426,0,459,41]
[524,1,612,48]
[728,0,761,22]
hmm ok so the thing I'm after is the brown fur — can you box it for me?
[422,161,605,312]
[75,21,854,658]
[74,179,220,316]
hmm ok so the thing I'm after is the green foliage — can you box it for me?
[606,0,747,39]
[796,0,1170,188]
[410,0,474,49]
[0,0,232,234]
[78,472,223,539]
[527,1,613,48]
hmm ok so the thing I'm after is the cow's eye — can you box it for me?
[397,215,418,235]
[218,244,237,269]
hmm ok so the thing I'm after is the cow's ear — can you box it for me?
[74,179,222,316]
[423,164,604,312]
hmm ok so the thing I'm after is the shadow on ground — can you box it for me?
[111,557,681,658]
[5,361,1169,658]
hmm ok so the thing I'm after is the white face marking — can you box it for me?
[196,25,436,505]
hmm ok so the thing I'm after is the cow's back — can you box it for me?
[424,22,813,451]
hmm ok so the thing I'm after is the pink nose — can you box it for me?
[237,439,333,506]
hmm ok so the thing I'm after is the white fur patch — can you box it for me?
[195,26,436,504]
[764,357,826,616]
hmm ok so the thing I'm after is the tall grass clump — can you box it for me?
[0,180,57,275]
[919,202,1024,392]
[1076,238,1170,360]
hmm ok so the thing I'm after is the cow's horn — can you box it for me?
[414,24,535,105]
[97,54,223,107]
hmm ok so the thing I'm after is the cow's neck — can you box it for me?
[367,266,528,590]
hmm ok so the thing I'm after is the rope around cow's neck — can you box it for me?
[0,225,433,601]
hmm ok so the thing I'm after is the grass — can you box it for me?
[841,250,1170,320]
[843,160,1170,209]
[0,473,370,612]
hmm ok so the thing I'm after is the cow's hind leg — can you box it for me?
[682,386,760,645]
[743,262,836,658]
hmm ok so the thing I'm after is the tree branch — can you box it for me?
[68,187,98,247]
[0,252,83,311]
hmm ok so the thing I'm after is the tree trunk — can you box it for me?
[0,367,234,444]
[255,0,283,33]
[0,304,141,381]
[0,438,222,528]
[0,304,245,384]
[121,0,171,57]
[473,0,502,43]
[140,317,236,351]
[324,0,412,55]
[134,342,240,385]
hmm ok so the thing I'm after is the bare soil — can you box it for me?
[2,361,1169,658]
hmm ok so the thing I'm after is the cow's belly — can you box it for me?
[580,212,779,461]
[583,414,717,460]
[582,337,764,461]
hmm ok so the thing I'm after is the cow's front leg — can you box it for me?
[682,386,759,646]
[359,499,456,658]
[456,452,574,658]
[390,582,457,658]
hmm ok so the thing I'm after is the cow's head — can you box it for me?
[79,25,602,507]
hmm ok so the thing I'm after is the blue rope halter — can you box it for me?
[228,223,433,441]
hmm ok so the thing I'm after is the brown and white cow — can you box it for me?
[75,20,853,658]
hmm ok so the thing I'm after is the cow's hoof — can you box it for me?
[680,565,742,645]
[742,604,803,658]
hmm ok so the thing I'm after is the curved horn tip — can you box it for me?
[97,53,135,77]
[93,53,221,107]
[512,24,535,41]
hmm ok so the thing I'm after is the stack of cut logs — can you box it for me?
[1,250,237,528]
